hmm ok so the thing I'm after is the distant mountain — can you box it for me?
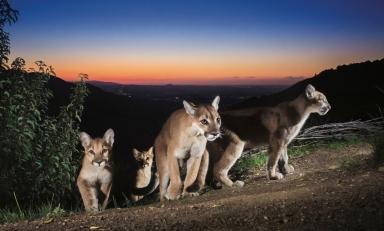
[48,77,179,152]
[87,81,285,105]
[229,58,384,124]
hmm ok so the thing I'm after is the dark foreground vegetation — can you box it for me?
[0,0,87,220]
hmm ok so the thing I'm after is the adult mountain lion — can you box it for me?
[155,96,221,201]
[208,85,331,187]
[77,129,114,212]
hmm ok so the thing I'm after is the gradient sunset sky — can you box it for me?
[7,0,384,85]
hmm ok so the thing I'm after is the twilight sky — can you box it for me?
[7,0,384,85]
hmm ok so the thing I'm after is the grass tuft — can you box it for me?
[339,157,361,170]
[372,133,384,165]
[0,197,66,224]
[232,151,267,173]
[233,138,364,174]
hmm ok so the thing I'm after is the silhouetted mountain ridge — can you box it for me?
[229,58,384,123]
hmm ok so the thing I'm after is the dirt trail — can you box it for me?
[2,142,384,230]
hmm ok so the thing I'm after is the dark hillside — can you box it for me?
[230,59,384,123]
[47,77,181,196]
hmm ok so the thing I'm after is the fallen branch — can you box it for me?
[295,117,384,141]
[240,117,384,159]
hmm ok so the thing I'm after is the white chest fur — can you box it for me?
[286,113,309,144]
[174,126,207,159]
[190,135,207,157]
[80,165,112,185]
[136,167,151,188]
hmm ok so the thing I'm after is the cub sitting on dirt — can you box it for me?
[207,84,331,187]
[155,96,221,200]
[130,147,159,202]
[77,129,114,212]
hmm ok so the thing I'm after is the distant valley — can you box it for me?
[87,81,286,106]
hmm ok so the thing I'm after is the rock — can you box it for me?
[328,165,339,170]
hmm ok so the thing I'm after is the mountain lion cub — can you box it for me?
[208,85,331,187]
[155,96,221,201]
[130,147,159,202]
[77,129,114,212]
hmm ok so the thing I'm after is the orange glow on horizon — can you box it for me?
[40,55,321,85]
[16,48,384,85]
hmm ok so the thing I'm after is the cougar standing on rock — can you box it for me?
[207,85,331,187]
[155,96,222,201]
[77,129,114,212]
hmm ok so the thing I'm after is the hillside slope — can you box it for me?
[230,59,384,123]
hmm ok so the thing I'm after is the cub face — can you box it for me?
[305,84,331,116]
[183,96,222,141]
[133,147,154,168]
[80,129,115,167]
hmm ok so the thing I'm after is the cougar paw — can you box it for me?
[286,164,295,174]
[268,172,284,180]
[211,180,223,190]
[165,192,180,200]
[233,180,245,187]
[185,182,200,193]
[86,207,99,214]
[182,191,199,197]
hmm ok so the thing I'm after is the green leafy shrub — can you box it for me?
[0,0,89,210]
[0,0,18,70]
[0,59,88,207]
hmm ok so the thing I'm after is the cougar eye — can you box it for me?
[200,119,209,125]
[102,149,108,154]
[216,118,221,124]
[88,150,95,155]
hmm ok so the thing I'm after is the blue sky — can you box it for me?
[7,0,384,84]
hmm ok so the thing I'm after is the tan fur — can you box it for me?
[155,96,221,201]
[77,129,114,212]
[130,147,159,202]
[207,85,331,186]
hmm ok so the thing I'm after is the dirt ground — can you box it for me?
[2,142,384,231]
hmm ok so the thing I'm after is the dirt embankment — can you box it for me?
[2,143,384,231]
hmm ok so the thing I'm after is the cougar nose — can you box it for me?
[95,160,103,165]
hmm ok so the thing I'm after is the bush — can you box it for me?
[0,0,18,70]
[0,0,89,210]
[0,59,89,208]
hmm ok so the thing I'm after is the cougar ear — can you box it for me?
[103,128,115,146]
[212,96,220,110]
[79,132,91,148]
[132,148,140,159]
[147,147,154,157]
[305,84,316,99]
[183,100,196,116]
